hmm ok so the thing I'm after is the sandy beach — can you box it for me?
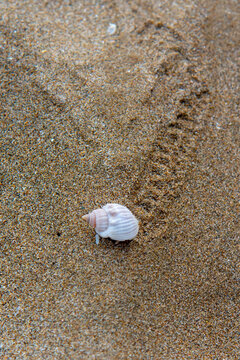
[0,0,239,358]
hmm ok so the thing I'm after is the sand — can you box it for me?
[0,0,239,359]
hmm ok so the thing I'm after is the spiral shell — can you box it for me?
[82,203,139,242]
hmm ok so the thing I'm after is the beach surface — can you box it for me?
[0,0,239,358]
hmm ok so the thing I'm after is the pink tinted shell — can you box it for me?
[82,203,139,241]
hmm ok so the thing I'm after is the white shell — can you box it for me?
[82,203,139,242]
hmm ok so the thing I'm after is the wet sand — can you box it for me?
[0,0,239,359]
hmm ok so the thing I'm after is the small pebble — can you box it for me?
[107,23,117,35]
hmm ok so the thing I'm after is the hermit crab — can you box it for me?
[82,203,139,244]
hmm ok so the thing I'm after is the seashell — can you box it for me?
[82,203,139,243]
